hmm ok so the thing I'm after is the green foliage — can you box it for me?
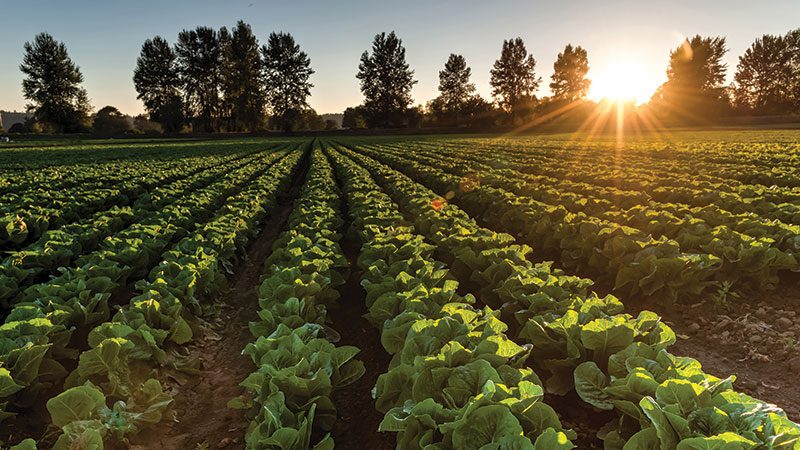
[733,29,800,115]
[490,37,541,120]
[20,33,90,133]
[650,35,731,124]
[133,36,184,132]
[221,21,266,132]
[262,32,314,132]
[92,106,131,135]
[550,44,591,101]
[357,31,417,128]
[175,26,224,132]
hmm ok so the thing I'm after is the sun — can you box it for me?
[588,62,656,104]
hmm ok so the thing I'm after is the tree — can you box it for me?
[262,32,314,132]
[220,21,266,131]
[92,106,131,134]
[20,33,90,132]
[437,54,476,121]
[342,106,367,129]
[732,30,800,115]
[324,119,338,130]
[133,36,184,132]
[357,31,417,128]
[490,37,541,121]
[175,26,223,132]
[550,44,591,101]
[650,35,730,122]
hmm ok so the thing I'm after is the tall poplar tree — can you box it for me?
[221,21,266,131]
[356,31,417,128]
[262,32,314,132]
[133,36,184,132]
[490,37,541,120]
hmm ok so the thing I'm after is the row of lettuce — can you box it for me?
[235,146,363,449]
[411,137,800,201]
[0,147,261,250]
[351,140,799,304]
[330,142,800,449]
[0,146,300,448]
[0,150,268,310]
[325,144,576,449]
[377,138,800,236]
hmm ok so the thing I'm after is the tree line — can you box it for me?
[10,24,800,134]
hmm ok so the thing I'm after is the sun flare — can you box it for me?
[588,62,656,104]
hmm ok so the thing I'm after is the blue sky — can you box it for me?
[1,0,798,115]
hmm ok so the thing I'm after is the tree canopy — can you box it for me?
[650,35,730,122]
[490,37,541,121]
[550,44,591,101]
[262,32,314,132]
[733,30,800,115]
[357,31,417,128]
[133,36,184,132]
[175,26,224,132]
[20,33,90,132]
[222,21,266,131]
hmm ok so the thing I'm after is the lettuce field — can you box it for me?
[1,131,799,449]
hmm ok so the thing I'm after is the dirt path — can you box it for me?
[131,191,299,449]
[625,284,800,422]
[327,237,395,449]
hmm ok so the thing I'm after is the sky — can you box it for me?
[0,0,798,115]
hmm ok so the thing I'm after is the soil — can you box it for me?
[327,237,395,449]
[625,283,800,422]
[131,193,296,450]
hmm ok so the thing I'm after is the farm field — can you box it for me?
[1,130,799,449]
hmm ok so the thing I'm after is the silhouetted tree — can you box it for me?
[262,32,314,132]
[134,36,184,132]
[550,44,591,101]
[20,33,90,132]
[357,31,417,128]
[436,54,476,122]
[733,30,800,115]
[92,106,131,134]
[490,37,541,122]
[342,106,367,129]
[219,21,266,131]
[175,27,224,132]
[650,35,730,123]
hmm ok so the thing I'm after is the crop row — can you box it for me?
[348,142,798,303]
[360,141,799,293]
[237,145,363,449]
[333,143,800,449]
[412,136,800,191]
[325,143,576,449]
[0,149,278,310]
[377,139,800,231]
[0,148,263,249]
[0,148,290,434]
[37,146,304,449]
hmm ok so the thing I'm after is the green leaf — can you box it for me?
[621,426,660,450]
[9,438,37,450]
[574,362,613,410]
[675,432,757,450]
[581,317,635,362]
[46,382,106,427]
[0,368,24,397]
[450,405,530,450]
[533,428,575,449]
